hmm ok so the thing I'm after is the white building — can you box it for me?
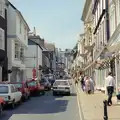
[106,0,120,94]
[7,2,30,82]
[0,0,6,81]
[25,35,43,80]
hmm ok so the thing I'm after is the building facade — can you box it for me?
[0,0,8,82]
[25,36,43,80]
[7,2,30,82]
[78,0,120,93]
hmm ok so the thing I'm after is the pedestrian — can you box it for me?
[90,77,95,94]
[75,77,78,86]
[80,75,85,91]
[105,72,115,106]
[85,76,91,94]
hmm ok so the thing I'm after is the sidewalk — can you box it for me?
[77,84,120,120]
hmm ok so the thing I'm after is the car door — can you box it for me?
[14,86,21,102]
[10,85,16,102]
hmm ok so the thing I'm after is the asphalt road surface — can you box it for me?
[1,85,80,120]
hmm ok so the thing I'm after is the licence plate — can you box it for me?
[58,87,64,90]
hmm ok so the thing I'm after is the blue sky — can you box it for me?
[9,0,85,50]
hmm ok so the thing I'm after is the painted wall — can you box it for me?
[25,45,42,79]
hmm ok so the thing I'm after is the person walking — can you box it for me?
[85,76,91,94]
[105,72,115,106]
[90,77,95,94]
[80,75,85,91]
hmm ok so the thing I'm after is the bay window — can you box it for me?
[0,1,5,18]
[0,28,4,50]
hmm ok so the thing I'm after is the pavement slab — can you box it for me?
[77,84,120,120]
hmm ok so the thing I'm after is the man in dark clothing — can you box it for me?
[105,72,115,106]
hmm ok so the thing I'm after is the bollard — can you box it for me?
[103,100,108,120]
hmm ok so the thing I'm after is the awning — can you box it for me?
[107,27,120,52]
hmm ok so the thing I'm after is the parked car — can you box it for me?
[52,80,71,96]
[10,82,30,101]
[0,84,22,109]
[40,78,51,91]
[27,79,45,95]
[0,97,5,115]
[44,74,55,86]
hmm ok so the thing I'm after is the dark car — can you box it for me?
[40,78,51,91]
[10,82,30,101]
[45,74,55,86]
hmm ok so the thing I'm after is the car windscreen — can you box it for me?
[0,86,8,94]
[27,81,36,87]
[54,81,69,86]
[14,84,22,88]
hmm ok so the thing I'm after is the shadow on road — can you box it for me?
[1,92,70,120]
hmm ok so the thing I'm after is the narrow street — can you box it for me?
[1,85,80,120]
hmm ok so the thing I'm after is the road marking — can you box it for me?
[76,88,83,120]
[72,79,83,120]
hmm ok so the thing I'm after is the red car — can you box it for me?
[10,82,30,101]
[0,97,5,115]
[26,79,45,95]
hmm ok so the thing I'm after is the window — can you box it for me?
[20,20,22,34]
[15,43,19,59]
[24,27,27,40]
[0,28,4,50]
[20,47,24,60]
[11,86,15,93]
[0,2,5,18]
[118,0,120,24]
[109,3,115,36]
[0,86,8,94]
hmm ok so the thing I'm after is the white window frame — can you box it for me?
[0,28,4,50]
[15,42,20,59]
[0,1,5,18]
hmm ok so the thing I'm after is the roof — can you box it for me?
[8,1,30,31]
[44,43,55,51]
[81,0,92,21]
[28,39,43,50]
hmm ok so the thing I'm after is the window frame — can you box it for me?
[0,1,5,18]
[0,28,5,50]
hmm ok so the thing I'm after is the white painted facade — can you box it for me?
[7,3,29,82]
[0,0,6,81]
[25,44,42,80]
[107,0,120,94]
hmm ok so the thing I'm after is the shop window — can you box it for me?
[110,58,115,76]
[15,43,19,59]
[20,47,24,60]
[0,28,4,50]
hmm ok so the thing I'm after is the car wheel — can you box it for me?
[68,92,71,96]
[42,91,45,95]
[0,104,3,116]
[19,98,22,104]
[53,91,57,96]
[11,100,15,109]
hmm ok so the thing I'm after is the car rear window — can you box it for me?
[54,81,69,86]
[0,86,8,94]
[14,84,22,88]
[27,81,36,86]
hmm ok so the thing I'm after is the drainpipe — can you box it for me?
[2,9,8,81]
[115,54,118,95]
[105,0,110,41]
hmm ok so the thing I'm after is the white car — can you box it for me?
[52,80,71,95]
[0,84,22,108]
